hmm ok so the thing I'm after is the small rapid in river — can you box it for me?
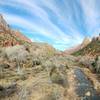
[74,68,100,100]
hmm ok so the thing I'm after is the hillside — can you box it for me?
[0,14,31,47]
[73,35,100,57]
[0,14,56,56]
[0,14,100,100]
[64,37,91,55]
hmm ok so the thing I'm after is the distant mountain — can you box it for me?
[73,34,100,57]
[81,37,91,48]
[0,14,31,47]
[64,37,91,55]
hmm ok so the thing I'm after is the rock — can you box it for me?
[85,91,91,96]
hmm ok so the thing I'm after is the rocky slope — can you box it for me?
[14,30,31,43]
[0,14,31,47]
[0,14,56,57]
[73,34,100,57]
[64,37,91,55]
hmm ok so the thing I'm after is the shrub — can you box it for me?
[92,56,100,73]
[0,83,17,98]
[0,65,3,79]
[32,58,41,66]
[0,48,7,59]
[41,60,55,72]
[4,45,29,62]
[78,56,94,68]
[39,84,64,100]
[50,67,68,88]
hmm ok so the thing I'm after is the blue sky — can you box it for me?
[0,0,100,50]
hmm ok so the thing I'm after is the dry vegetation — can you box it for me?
[0,15,100,100]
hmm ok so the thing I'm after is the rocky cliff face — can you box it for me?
[0,14,31,47]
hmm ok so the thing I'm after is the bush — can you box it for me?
[50,67,68,88]
[0,83,17,98]
[41,60,55,72]
[32,58,41,66]
[39,84,64,100]
[92,56,100,73]
[4,45,30,62]
[78,56,94,68]
[0,48,7,59]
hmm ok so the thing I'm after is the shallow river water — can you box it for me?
[74,68,100,100]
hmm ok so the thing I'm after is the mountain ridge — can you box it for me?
[73,34,100,57]
[0,14,31,47]
[64,37,91,55]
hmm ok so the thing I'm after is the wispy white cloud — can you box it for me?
[79,0,100,33]
[0,0,71,41]
[0,0,99,50]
